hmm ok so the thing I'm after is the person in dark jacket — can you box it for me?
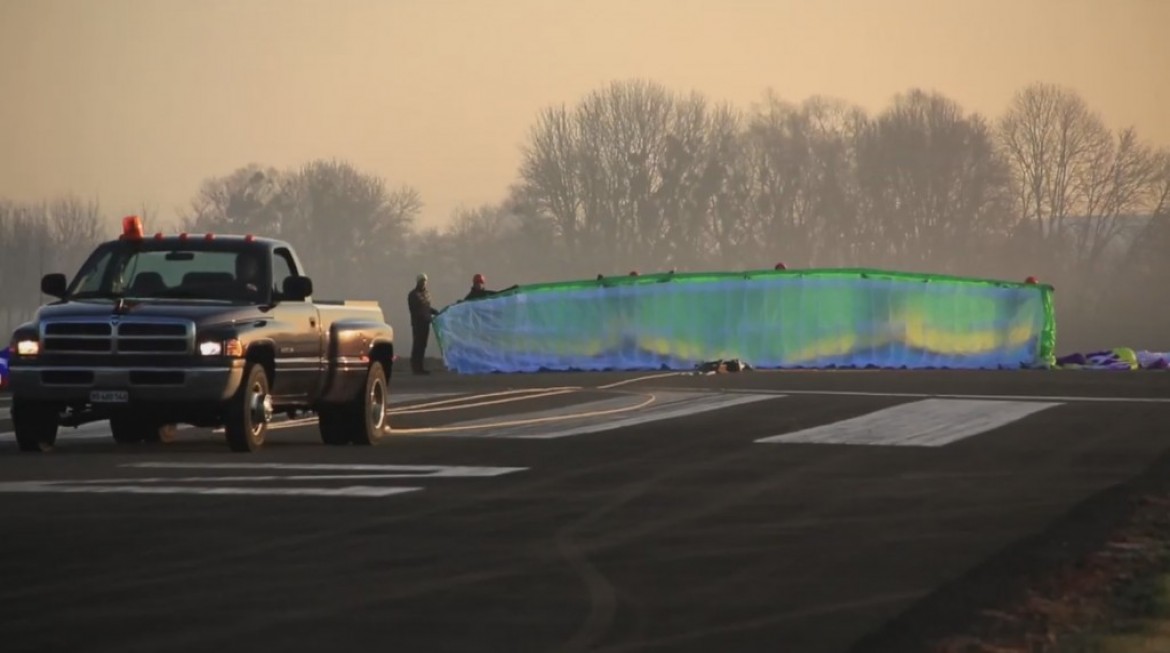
[464,273,518,301]
[408,273,439,375]
[465,273,492,300]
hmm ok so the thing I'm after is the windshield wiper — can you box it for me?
[69,290,124,301]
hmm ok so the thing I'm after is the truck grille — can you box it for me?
[40,319,195,355]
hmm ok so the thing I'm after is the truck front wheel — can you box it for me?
[11,400,60,452]
[223,363,271,452]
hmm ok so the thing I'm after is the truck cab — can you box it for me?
[7,217,395,452]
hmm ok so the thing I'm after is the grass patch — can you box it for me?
[1063,575,1170,653]
[922,495,1170,653]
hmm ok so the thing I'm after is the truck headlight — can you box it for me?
[15,339,39,356]
[199,339,243,357]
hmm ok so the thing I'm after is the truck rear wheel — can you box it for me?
[350,361,390,446]
[317,407,350,446]
[317,361,389,446]
[11,400,60,452]
[223,363,271,452]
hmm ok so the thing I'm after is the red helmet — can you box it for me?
[774,262,787,270]
[473,273,485,285]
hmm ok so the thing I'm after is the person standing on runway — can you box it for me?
[407,273,439,375]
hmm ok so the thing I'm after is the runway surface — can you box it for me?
[1,369,1168,653]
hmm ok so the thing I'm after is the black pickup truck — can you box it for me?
[6,218,395,453]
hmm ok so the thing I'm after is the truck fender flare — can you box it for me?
[319,322,393,402]
[245,339,277,382]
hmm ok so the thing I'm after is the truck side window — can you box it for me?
[272,249,297,301]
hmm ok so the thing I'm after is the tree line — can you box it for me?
[2,80,1168,352]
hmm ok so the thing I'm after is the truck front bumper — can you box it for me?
[8,362,246,403]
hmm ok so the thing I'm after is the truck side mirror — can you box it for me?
[282,275,313,302]
[41,273,67,299]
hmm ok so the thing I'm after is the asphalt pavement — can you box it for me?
[1,369,1168,653]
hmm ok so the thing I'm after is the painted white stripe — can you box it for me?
[0,481,419,498]
[18,420,118,441]
[122,462,527,477]
[0,460,525,498]
[0,419,188,442]
[756,398,1061,447]
[443,396,643,428]
[690,388,1170,404]
[75,474,501,483]
[227,391,463,433]
[389,392,462,405]
[431,391,781,439]
[0,392,460,441]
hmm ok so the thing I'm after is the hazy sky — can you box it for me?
[1,0,1166,231]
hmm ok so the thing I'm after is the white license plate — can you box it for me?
[90,390,129,404]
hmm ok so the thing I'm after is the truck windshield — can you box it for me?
[69,246,269,303]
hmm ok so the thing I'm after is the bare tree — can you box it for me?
[436,197,564,296]
[47,195,104,277]
[180,164,286,235]
[571,79,675,268]
[1088,151,1170,349]
[736,93,867,268]
[998,83,1103,247]
[657,101,743,269]
[280,159,420,292]
[854,89,1011,273]
[1119,150,1170,281]
[0,201,58,337]
[520,104,584,259]
[998,83,1168,328]
[1072,127,1163,266]
[519,80,739,274]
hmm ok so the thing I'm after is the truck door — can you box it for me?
[269,247,323,398]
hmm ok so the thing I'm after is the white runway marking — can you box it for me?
[0,392,459,441]
[0,481,419,498]
[430,391,781,439]
[0,462,527,499]
[708,388,1170,404]
[756,398,1062,447]
[122,462,527,477]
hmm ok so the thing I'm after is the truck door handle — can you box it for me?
[310,318,317,328]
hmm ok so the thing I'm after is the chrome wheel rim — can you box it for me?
[249,382,272,440]
[369,379,386,431]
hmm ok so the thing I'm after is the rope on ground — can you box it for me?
[596,372,683,389]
